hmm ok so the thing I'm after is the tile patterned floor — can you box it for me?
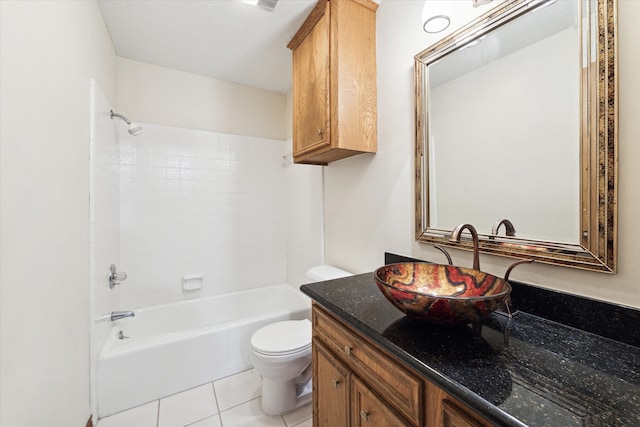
[96,369,312,427]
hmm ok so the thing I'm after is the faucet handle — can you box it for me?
[433,245,453,265]
[109,264,127,289]
[504,259,534,281]
[491,219,516,237]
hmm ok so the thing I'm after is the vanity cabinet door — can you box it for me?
[351,376,408,427]
[426,382,492,427]
[313,339,351,427]
[313,304,422,424]
[441,400,485,427]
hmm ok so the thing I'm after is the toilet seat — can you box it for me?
[251,319,311,357]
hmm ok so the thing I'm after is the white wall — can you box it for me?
[89,80,122,418]
[0,1,117,426]
[283,92,325,288]
[324,0,640,309]
[118,58,288,140]
[284,156,325,287]
[118,124,289,308]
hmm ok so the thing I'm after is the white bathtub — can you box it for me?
[97,284,311,417]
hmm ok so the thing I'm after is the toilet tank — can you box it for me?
[306,265,353,282]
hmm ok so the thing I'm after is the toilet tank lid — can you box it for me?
[306,265,353,282]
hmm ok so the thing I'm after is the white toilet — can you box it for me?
[250,265,352,415]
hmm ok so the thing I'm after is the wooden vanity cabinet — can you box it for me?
[287,0,377,165]
[313,341,351,426]
[313,340,408,427]
[351,376,410,426]
[426,383,492,427]
[311,304,494,427]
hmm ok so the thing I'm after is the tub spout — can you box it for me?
[110,311,135,321]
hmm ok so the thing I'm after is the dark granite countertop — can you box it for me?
[301,272,640,427]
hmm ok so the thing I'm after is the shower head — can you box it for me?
[127,123,143,136]
[110,110,143,136]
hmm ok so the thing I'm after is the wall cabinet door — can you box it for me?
[291,4,330,159]
[288,0,378,165]
[313,339,350,426]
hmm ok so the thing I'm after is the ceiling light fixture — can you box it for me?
[422,1,452,34]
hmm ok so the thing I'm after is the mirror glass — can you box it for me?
[415,0,617,272]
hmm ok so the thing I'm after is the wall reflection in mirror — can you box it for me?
[415,0,617,272]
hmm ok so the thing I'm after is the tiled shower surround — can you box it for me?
[119,124,288,309]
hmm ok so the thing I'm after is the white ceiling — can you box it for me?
[97,0,317,93]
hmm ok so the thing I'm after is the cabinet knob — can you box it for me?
[344,345,352,355]
[317,129,323,138]
[360,410,370,421]
[331,379,341,388]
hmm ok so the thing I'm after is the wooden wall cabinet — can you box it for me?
[287,0,377,165]
[312,304,494,427]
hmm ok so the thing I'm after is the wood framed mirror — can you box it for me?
[415,0,617,272]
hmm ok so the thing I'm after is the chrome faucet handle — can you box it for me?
[109,264,127,289]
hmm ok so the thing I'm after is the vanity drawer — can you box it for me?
[313,305,422,425]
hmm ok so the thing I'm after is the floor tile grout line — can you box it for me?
[218,395,261,415]
[212,378,226,426]
[209,381,224,427]
[283,409,313,427]
[181,412,219,427]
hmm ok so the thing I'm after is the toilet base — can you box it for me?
[261,378,312,416]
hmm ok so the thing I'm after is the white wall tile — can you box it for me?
[119,124,288,308]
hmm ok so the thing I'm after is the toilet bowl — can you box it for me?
[250,265,352,415]
[251,319,313,415]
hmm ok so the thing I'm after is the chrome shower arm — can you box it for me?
[110,110,132,124]
[110,110,142,135]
